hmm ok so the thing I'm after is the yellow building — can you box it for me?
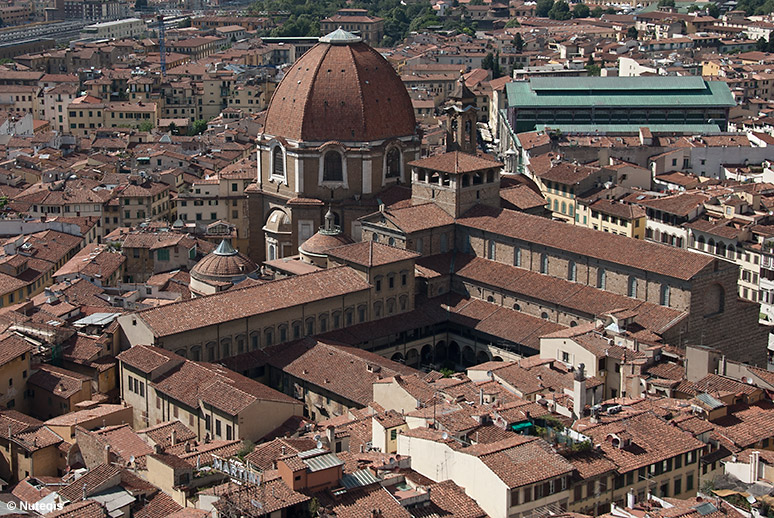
[0,336,32,413]
[579,198,647,239]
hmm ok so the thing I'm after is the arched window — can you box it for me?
[540,253,548,274]
[374,301,383,318]
[272,146,284,178]
[541,311,549,320]
[660,285,671,307]
[597,268,606,290]
[386,148,401,178]
[323,150,343,182]
[561,201,567,214]
[488,240,496,260]
[553,199,559,211]
[568,260,576,281]
[628,276,637,298]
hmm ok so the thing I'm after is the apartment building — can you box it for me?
[117,345,302,441]
[320,9,384,45]
[116,180,171,228]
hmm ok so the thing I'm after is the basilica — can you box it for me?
[248,28,421,263]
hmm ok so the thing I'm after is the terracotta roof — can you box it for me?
[581,412,704,473]
[263,38,416,142]
[47,500,107,518]
[299,231,354,256]
[123,346,299,414]
[244,437,317,471]
[315,483,410,518]
[137,420,196,449]
[58,463,122,502]
[190,243,257,280]
[537,162,597,185]
[361,203,454,234]
[468,436,575,489]
[132,267,371,337]
[134,490,182,518]
[266,338,418,406]
[500,184,547,210]
[27,364,89,399]
[458,205,715,281]
[0,334,32,366]
[327,241,419,267]
[408,151,502,174]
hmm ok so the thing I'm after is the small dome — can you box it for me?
[191,240,258,281]
[300,231,354,257]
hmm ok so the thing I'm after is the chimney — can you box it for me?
[104,444,111,464]
[170,429,176,446]
[82,483,87,501]
[281,445,286,455]
[326,425,335,446]
[627,488,636,508]
[573,363,587,419]
[479,388,484,406]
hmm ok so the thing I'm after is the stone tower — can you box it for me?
[445,74,478,154]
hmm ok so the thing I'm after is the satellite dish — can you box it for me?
[316,441,323,450]
[313,434,321,442]
[442,432,449,440]
[129,456,135,464]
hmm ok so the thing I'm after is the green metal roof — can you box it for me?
[529,76,707,91]
[506,77,736,109]
[535,123,723,133]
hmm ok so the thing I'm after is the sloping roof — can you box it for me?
[132,267,371,338]
[458,205,714,281]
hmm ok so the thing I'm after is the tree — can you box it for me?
[658,0,675,6]
[168,122,179,135]
[505,17,521,27]
[627,26,639,39]
[585,54,601,75]
[178,17,191,28]
[482,51,503,78]
[707,2,720,17]
[536,0,554,17]
[138,121,154,132]
[572,3,590,18]
[189,119,208,135]
[591,6,604,16]
[758,36,768,51]
[548,0,572,20]
[513,32,524,52]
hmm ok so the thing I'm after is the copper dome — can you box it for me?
[191,240,258,281]
[263,29,417,143]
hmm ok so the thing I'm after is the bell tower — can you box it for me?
[444,73,478,154]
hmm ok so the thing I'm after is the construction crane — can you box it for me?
[157,13,166,77]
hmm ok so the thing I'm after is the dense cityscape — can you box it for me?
[0,0,772,517]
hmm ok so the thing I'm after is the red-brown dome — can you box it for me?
[191,240,258,281]
[263,30,416,143]
[300,231,354,256]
